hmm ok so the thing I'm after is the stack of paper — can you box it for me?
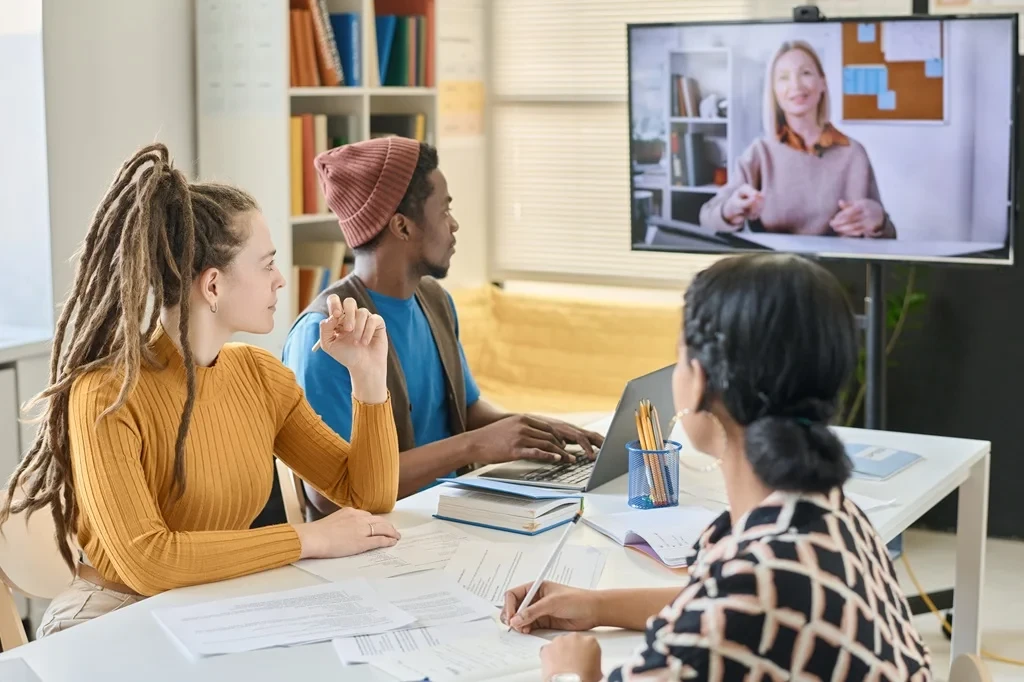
[582,506,720,569]
[363,631,548,682]
[152,570,496,659]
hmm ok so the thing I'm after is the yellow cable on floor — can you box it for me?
[900,553,1024,667]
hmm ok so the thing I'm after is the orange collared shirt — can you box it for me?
[777,123,850,155]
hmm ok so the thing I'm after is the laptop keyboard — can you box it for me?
[520,458,595,485]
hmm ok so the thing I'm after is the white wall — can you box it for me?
[0,0,53,331]
[437,0,489,289]
[631,18,1015,244]
[42,0,197,316]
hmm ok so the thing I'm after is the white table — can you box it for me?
[0,425,989,681]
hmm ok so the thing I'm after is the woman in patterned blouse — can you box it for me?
[502,253,933,682]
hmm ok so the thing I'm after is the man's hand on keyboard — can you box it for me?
[535,418,604,463]
[468,415,583,465]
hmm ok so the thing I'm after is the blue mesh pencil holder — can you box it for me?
[626,440,681,509]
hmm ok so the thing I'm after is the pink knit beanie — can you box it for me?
[314,137,421,247]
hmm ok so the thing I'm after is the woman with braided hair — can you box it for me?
[2,144,402,637]
[502,254,933,682]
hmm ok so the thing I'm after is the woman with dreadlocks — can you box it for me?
[2,144,402,637]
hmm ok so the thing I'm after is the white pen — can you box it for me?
[508,505,583,632]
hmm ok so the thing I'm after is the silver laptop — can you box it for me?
[478,364,676,492]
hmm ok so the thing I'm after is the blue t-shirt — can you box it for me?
[282,290,481,450]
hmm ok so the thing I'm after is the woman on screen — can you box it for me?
[501,254,931,681]
[700,40,896,239]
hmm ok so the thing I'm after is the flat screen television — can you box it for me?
[627,14,1019,265]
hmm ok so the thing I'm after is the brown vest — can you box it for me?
[296,274,468,453]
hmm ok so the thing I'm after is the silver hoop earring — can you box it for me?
[210,302,218,314]
[670,408,724,473]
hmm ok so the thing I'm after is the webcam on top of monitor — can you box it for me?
[792,5,825,22]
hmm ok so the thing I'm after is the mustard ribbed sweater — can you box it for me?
[68,326,399,596]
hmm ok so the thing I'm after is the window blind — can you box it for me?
[490,0,753,287]
[488,0,957,286]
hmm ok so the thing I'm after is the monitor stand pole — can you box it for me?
[863,263,885,431]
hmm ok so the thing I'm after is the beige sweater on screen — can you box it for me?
[700,136,897,238]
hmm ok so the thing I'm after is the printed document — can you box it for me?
[444,541,607,605]
[379,570,496,627]
[295,520,470,580]
[366,631,547,682]
[333,621,488,663]
[152,579,416,657]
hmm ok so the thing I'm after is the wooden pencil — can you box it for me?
[634,409,662,504]
[651,404,674,501]
[640,401,668,504]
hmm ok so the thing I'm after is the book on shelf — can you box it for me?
[293,0,344,86]
[289,2,360,87]
[371,113,428,142]
[290,114,358,217]
[374,0,434,86]
[329,12,362,87]
[672,75,701,118]
[433,480,582,536]
[292,241,350,316]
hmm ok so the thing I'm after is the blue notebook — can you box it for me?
[845,443,922,480]
[437,478,583,500]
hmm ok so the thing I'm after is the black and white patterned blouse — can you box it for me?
[608,489,933,681]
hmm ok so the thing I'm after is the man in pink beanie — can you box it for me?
[282,138,602,519]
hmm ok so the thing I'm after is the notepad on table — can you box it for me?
[845,443,922,480]
[434,481,582,535]
[583,506,720,569]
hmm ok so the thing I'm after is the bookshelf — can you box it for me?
[633,47,734,228]
[196,0,438,354]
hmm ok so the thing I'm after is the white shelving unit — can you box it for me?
[657,47,734,225]
[196,0,438,354]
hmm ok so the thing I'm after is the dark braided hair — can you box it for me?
[683,254,857,493]
[1,143,257,570]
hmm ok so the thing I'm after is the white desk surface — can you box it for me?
[0,424,989,681]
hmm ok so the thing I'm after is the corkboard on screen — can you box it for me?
[841,20,945,122]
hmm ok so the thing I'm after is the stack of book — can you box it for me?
[434,479,582,536]
[375,0,435,86]
[289,0,361,87]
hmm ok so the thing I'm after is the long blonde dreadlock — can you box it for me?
[0,143,258,571]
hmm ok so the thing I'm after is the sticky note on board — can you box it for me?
[843,67,857,94]
[878,67,889,93]
[858,23,877,43]
[925,58,943,78]
[866,68,880,95]
[878,90,897,111]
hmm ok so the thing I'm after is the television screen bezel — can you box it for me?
[626,13,1021,267]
